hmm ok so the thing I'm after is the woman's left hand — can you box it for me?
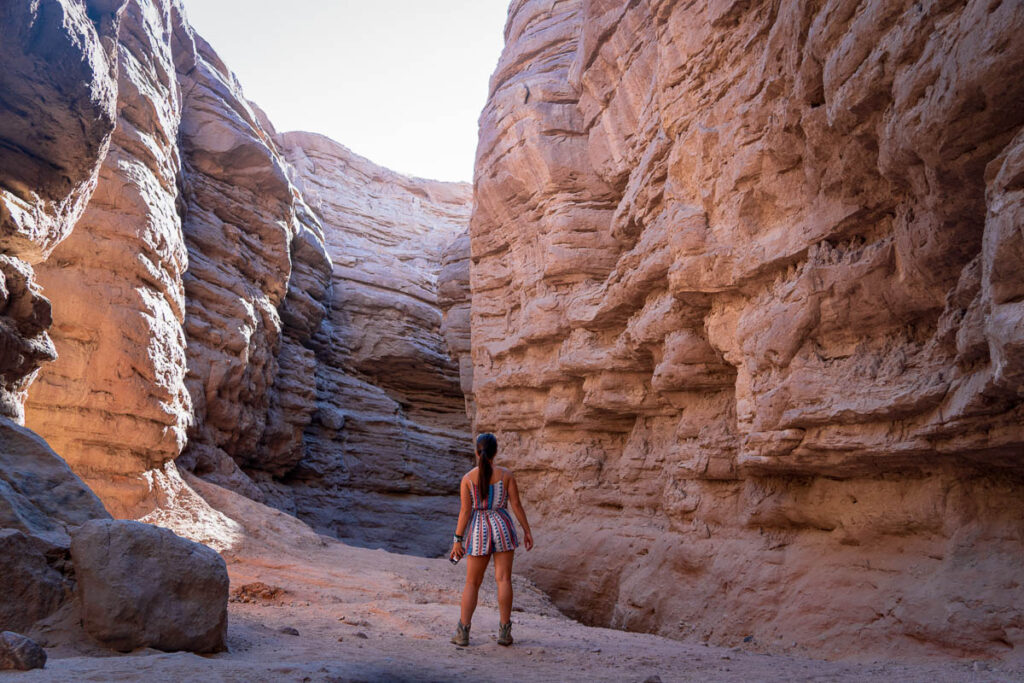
[450,542,465,562]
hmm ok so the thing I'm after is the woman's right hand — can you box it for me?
[523,530,534,551]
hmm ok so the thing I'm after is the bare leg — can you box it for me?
[493,550,514,624]
[460,554,490,626]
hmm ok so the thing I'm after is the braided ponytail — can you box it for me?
[476,433,498,503]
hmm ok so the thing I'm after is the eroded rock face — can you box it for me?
[439,229,474,420]
[71,518,229,653]
[23,0,335,517]
[25,0,194,517]
[0,0,124,262]
[0,1,149,646]
[275,133,472,554]
[0,0,126,421]
[175,36,332,502]
[16,0,469,558]
[471,0,1024,659]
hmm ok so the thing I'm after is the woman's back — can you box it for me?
[466,465,508,488]
[465,466,511,511]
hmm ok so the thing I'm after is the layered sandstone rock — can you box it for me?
[439,229,474,420]
[275,133,472,554]
[0,0,125,420]
[0,0,124,262]
[174,36,332,502]
[23,0,335,516]
[471,0,1024,659]
[25,0,194,516]
[15,0,470,557]
[0,2,120,640]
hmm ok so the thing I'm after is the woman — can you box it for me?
[449,433,534,646]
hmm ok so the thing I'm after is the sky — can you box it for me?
[182,1,510,183]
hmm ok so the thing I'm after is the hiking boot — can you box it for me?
[497,621,513,646]
[450,620,470,646]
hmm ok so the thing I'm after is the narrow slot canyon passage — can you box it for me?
[0,0,1022,680]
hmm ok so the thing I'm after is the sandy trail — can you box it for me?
[18,478,1023,682]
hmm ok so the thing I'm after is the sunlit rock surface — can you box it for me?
[14,0,469,556]
[275,133,472,555]
[470,0,1024,659]
[0,0,126,421]
[24,0,329,516]
[25,0,193,516]
[14,0,468,558]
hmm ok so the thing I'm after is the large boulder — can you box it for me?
[70,519,229,653]
[0,416,109,632]
[0,530,65,634]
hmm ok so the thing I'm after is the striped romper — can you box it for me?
[465,478,519,556]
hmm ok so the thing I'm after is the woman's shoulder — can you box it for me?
[498,466,515,479]
[461,467,479,483]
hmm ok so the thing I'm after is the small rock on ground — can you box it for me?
[230,582,286,604]
[0,631,47,671]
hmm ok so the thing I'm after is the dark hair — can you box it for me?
[476,433,498,503]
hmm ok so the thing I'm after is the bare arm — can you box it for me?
[455,476,472,537]
[450,476,472,560]
[507,473,534,550]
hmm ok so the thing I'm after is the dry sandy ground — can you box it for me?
[16,477,1024,683]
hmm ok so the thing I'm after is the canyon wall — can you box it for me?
[24,0,195,516]
[22,0,329,517]
[14,0,470,553]
[275,133,471,554]
[439,229,475,420]
[0,0,125,421]
[172,33,333,507]
[469,0,1024,660]
[0,0,140,639]
[0,0,123,633]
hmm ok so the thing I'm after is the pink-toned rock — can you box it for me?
[13,0,469,559]
[439,229,474,419]
[0,0,126,421]
[25,0,194,517]
[24,1,334,516]
[175,35,332,499]
[470,0,1024,660]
